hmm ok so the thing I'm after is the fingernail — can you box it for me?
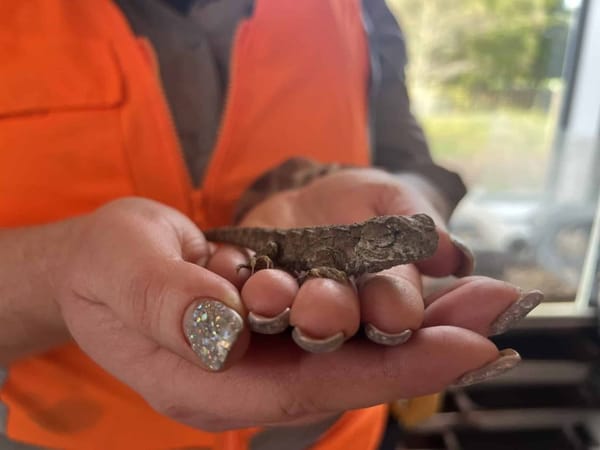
[291,327,345,353]
[451,235,475,277]
[364,324,412,346]
[489,290,543,336]
[451,349,521,387]
[183,299,244,371]
[248,308,290,334]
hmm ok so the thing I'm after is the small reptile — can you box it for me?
[204,214,439,282]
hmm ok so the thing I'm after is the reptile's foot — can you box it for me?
[236,263,251,273]
[237,255,275,274]
[299,267,350,284]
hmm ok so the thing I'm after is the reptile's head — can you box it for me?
[352,214,439,274]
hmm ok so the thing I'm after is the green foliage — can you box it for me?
[422,109,549,159]
[422,109,551,190]
[386,0,571,109]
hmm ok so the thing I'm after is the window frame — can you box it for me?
[527,0,600,325]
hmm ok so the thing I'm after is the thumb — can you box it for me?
[61,198,250,372]
[111,259,250,372]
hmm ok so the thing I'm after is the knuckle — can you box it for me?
[275,387,323,421]
[95,198,169,236]
[465,275,497,297]
[149,398,234,432]
[148,396,193,424]
[379,344,410,382]
[125,264,169,335]
[140,362,227,431]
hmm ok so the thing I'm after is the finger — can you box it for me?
[70,300,518,431]
[165,327,517,427]
[241,269,298,334]
[289,278,360,353]
[416,229,475,278]
[106,258,250,372]
[206,245,251,289]
[179,223,212,265]
[367,177,473,277]
[102,197,213,265]
[357,265,423,345]
[423,276,543,336]
[69,201,250,372]
[59,297,255,431]
[422,274,531,308]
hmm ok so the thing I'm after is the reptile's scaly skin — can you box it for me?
[204,214,438,277]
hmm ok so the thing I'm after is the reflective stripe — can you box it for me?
[0,435,46,450]
[0,369,44,449]
[0,369,7,434]
[250,415,341,450]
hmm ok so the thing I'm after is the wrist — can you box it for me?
[43,216,84,311]
[0,219,76,363]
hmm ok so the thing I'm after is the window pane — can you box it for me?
[388,0,599,303]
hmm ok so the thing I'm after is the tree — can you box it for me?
[386,0,571,109]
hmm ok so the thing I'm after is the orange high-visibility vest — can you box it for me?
[0,1,387,449]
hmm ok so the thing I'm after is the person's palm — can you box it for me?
[240,168,440,227]
[198,167,534,429]
[57,182,535,433]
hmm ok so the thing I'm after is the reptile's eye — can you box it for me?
[375,230,395,247]
[363,223,395,247]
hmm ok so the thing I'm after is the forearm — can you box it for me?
[0,220,74,364]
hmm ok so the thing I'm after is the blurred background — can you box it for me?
[382,0,600,448]
[388,0,598,299]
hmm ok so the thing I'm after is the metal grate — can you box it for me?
[394,326,600,450]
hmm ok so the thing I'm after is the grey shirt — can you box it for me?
[116,0,466,207]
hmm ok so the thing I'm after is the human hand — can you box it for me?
[205,167,542,392]
[51,195,540,432]
[51,197,248,387]
[209,167,538,345]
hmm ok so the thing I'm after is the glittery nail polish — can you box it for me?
[451,349,521,387]
[489,290,543,336]
[248,307,290,334]
[183,299,244,371]
[364,324,412,346]
[291,327,345,353]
